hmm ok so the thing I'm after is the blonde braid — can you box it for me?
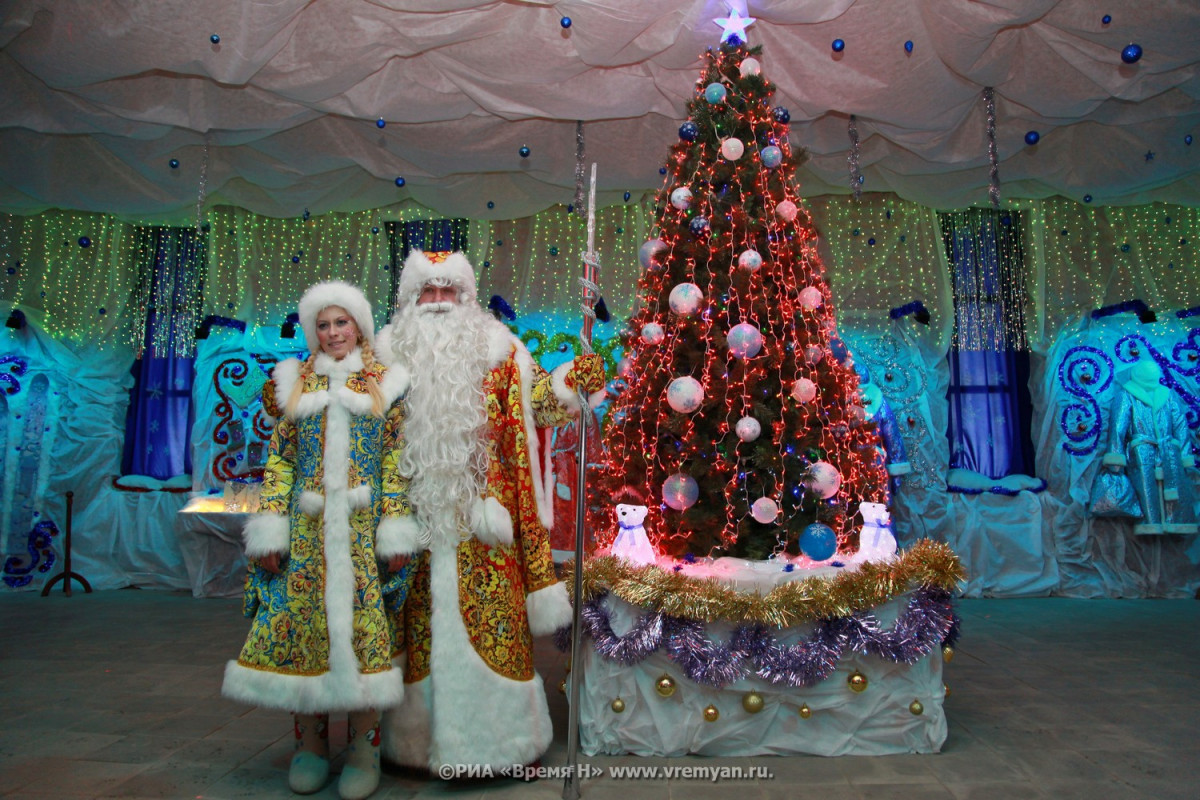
[284,353,318,419]
[360,339,387,419]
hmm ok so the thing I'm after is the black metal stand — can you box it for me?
[41,491,92,597]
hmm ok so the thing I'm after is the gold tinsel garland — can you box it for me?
[563,539,965,628]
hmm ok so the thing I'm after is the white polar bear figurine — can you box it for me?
[852,501,897,564]
[611,503,658,566]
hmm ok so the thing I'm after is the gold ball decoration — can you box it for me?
[944,683,951,698]
[611,697,626,713]
[798,703,812,720]
[558,679,567,695]
[703,704,720,722]
[909,700,924,716]
[742,691,764,714]
[942,646,954,663]
[655,674,677,698]
[847,671,868,693]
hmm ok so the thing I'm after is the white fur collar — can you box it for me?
[484,319,516,368]
[314,348,364,376]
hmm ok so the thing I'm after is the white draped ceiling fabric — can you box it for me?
[2,0,1198,222]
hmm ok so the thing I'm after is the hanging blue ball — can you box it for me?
[679,121,699,141]
[210,34,220,44]
[1120,43,1142,64]
[1102,14,1112,24]
[169,158,179,169]
[376,118,386,129]
[624,191,631,201]
[659,166,668,174]
[772,106,790,124]
[549,246,559,257]
[1024,130,1040,146]
[689,216,710,235]
[292,256,300,263]
[904,40,914,54]
[560,16,571,29]
[394,177,405,187]
[1084,194,1093,203]
[704,82,727,104]
[1186,134,1193,146]
[487,200,495,209]
[78,236,91,248]
[760,145,783,168]
[519,145,531,158]
[832,38,845,53]
[799,523,837,561]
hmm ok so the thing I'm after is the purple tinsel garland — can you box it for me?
[557,587,958,689]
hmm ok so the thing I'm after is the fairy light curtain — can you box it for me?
[121,228,204,478]
[939,208,1035,479]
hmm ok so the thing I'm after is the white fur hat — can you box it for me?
[297,280,375,354]
[395,250,478,310]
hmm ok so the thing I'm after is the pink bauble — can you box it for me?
[776,200,798,221]
[804,346,824,364]
[750,497,779,523]
[807,461,842,499]
[726,323,763,359]
[666,376,704,413]
[616,356,635,378]
[668,282,704,315]
[739,57,761,77]
[798,286,823,310]
[737,249,762,273]
[848,404,867,426]
[640,323,665,345]
[735,416,761,442]
[639,239,668,270]
[721,138,745,161]
[791,378,817,403]
[670,187,693,210]
[662,473,699,510]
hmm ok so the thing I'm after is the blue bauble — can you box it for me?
[772,106,790,125]
[1084,194,1093,203]
[832,38,845,53]
[371,226,380,234]
[78,236,91,248]
[291,256,300,263]
[761,145,783,168]
[519,145,531,158]
[799,523,837,561]
[1025,130,1040,146]
[560,16,571,28]
[169,158,179,169]
[689,216,710,235]
[1120,43,1142,64]
[904,40,913,54]
[394,176,406,187]
[704,82,727,104]
[624,191,631,201]
[210,34,220,44]
[659,166,668,174]
[679,121,699,141]
[376,118,386,129]
[487,200,495,209]
[830,337,850,363]
[549,246,559,257]
[1186,134,1193,146]
[1102,14,1112,24]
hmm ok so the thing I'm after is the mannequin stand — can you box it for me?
[42,491,92,597]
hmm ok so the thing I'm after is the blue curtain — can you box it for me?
[121,228,203,478]
[940,209,1035,479]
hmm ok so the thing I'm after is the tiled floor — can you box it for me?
[1,590,1197,799]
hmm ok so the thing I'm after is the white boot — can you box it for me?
[338,711,381,800]
[288,714,330,794]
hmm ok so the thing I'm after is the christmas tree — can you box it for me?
[592,36,890,560]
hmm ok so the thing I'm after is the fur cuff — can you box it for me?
[471,496,514,547]
[886,461,913,476]
[380,363,410,405]
[297,490,324,516]
[526,582,573,636]
[550,361,583,414]
[376,515,427,559]
[243,513,290,558]
[1102,452,1127,469]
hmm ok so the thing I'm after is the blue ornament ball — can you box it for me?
[487,200,495,209]
[904,40,913,54]
[168,158,179,169]
[832,38,845,53]
[1102,14,1112,24]
[376,118,386,129]
[771,106,791,125]
[394,176,406,187]
[78,236,91,248]
[760,145,783,169]
[679,121,699,141]
[1084,194,1093,203]
[1186,134,1193,146]
[371,226,380,234]
[689,216,710,236]
[1024,130,1040,146]
[704,82,727,104]
[291,256,300,263]
[1120,43,1142,64]
[210,34,220,44]
[659,166,668,174]
[519,145,531,158]
[624,191,631,201]
[799,523,837,561]
[560,16,571,29]
[549,246,559,257]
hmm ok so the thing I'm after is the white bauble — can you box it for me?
[639,239,668,270]
[726,323,763,359]
[616,356,635,378]
[735,416,761,442]
[750,497,779,523]
[670,187,693,210]
[737,249,762,273]
[640,323,665,345]
[798,286,823,310]
[666,376,704,413]
[776,199,798,221]
[668,282,704,315]
[804,346,824,364]
[791,378,817,403]
[662,473,699,511]
[721,138,745,161]
[807,461,842,499]
[739,57,762,77]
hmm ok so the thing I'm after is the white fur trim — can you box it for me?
[347,484,372,511]
[222,659,404,714]
[380,540,553,770]
[298,281,375,354]
[886,461,913,476]
[511,341,555,530]
[243,513,289,558]
[379,363,410,405]
[396,251,479,311]
[335,385,376,416]
[486,325,515,368]
[525,581,573,637]
[298,490,325,516]
[315,348,364,375]
[272,358,328,421]
[470,496,514,547]
[1102,452,1128,468]
[550,361,584,414]
[376,516,427,559]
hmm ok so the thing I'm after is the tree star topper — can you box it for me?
[714,8,755,44]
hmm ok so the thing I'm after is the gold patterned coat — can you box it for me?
[376,319,584,771]
[221,348,412,713]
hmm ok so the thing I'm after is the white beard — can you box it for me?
[386,302,494,537]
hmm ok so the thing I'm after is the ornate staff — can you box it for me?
[563,163,599,800]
